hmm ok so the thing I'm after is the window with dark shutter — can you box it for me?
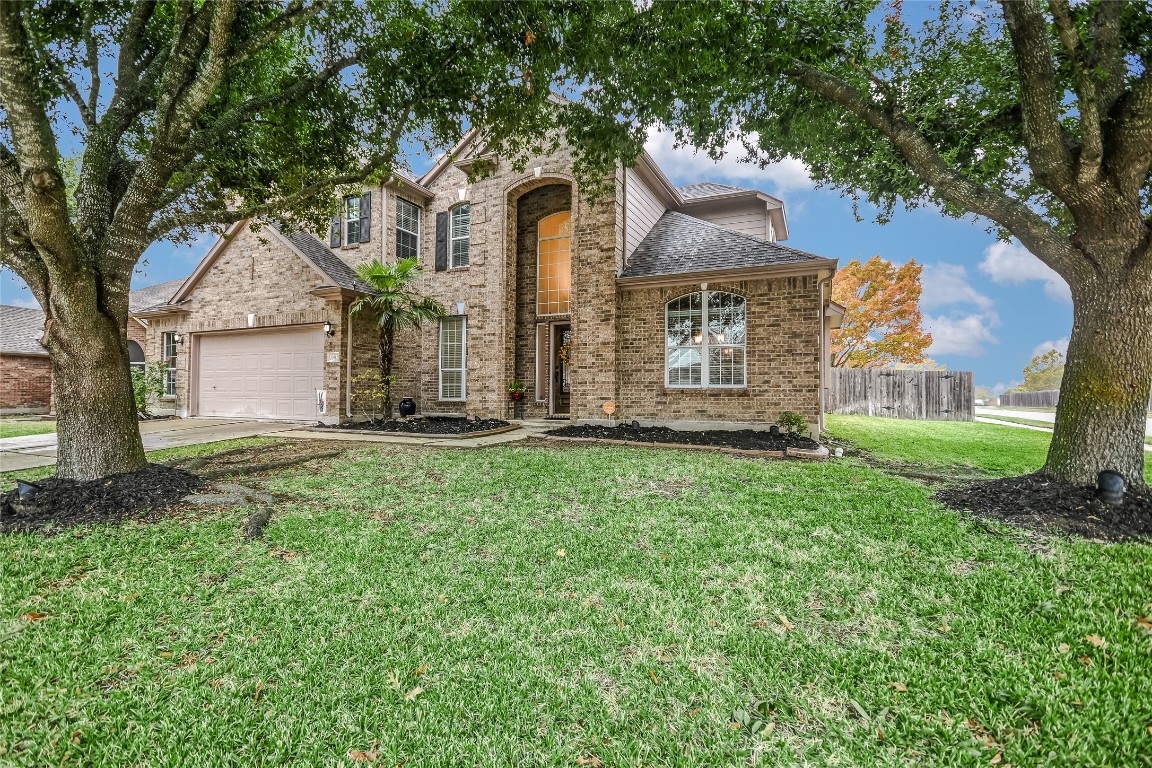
[396,198,420,260]
[435,211,448,271]
[329,216,341,248]
[344,195,361,244]
[359,191,372,243]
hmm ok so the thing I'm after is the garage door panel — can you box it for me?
[197,327,325,420]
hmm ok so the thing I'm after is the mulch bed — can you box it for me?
[545,423,820,451]
[935,473,1152,542]
[1,464,203,535]
[315,416,512,435]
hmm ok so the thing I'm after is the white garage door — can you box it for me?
[196,327,325,420]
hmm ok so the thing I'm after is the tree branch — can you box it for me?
[228,0,329,70]
[1049,0,1103,186]
[1110,67,1152,198]
[83,2,101,121]
[784,59,1086,281]
[999,0,1078,198]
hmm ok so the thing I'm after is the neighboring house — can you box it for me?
[0,278,188,414]
[0,305,53,413]
[134,132,844,432]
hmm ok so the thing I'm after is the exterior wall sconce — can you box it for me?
[534,166,543,178]
[323,320,335,337]
[173,332,184,345]
[456,302,467,315]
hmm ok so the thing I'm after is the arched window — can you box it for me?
[536,211,571,315]
[665,291,746,387]
[128,340,145,372]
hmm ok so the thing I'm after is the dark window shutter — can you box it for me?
[359,191,372,243]
[435,211,448,271]
[329,215,341,248]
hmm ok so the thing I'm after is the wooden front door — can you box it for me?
[551,324,571,417]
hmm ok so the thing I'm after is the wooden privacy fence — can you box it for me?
[1000,389,1152,409]
[826,368,974,421]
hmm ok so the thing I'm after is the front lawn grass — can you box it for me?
[3,434,1151,766]
[825,414,1151,480]
[0,419,55,439]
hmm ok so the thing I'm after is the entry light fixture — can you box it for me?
[173,332,184,345]
[323,320,335,337]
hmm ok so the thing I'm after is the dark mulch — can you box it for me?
[545,423,820,451]
[935,473,1152,542]
[317,416,511,435]
[1,464,203,535]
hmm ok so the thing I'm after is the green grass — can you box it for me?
[0,437,278,487]
[825,414,1151,480]
[0,419,55,439]
[3,423,1151,766]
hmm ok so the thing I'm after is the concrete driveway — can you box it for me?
[0,419,299,473]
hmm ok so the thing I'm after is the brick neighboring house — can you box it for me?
[0,305,53,413]
[0,278,188,415]
[134,132,844,433]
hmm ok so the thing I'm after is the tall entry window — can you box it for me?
[665,291,747,388]
[161,332,179,396]
[439,316,466,400]
[536,211,571,316]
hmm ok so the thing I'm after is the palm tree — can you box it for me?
[350,258,445,419]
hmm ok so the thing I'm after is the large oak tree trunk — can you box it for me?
[1046,271,1152,490]
[43,278,147,481]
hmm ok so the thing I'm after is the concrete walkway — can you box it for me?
[0,418,564,473]
[0,419,299,472]
[976,406,1152,436]
[976,414,1152,452]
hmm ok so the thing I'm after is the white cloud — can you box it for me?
[1031,337,1068,358]
[979,240,1071,303]
[920,263,994,311]
[643,127,813,193]
[924,311,1000,357]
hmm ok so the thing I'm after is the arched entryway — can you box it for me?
[510,181,573,418]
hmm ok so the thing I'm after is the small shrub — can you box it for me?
[131,359,168,416]
[776,411,808,434]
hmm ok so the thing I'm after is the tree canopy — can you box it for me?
[831,255,932,369]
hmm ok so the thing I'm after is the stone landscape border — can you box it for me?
[540,434,829,460]
[312,423,522,440]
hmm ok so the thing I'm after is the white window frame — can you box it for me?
[439,316,467,401]
[161,332,179,396]
[396,198,420,260]
[536,211,572,316]
[344,194,362,245]
[449,204,471,268]
[664,291,747,389]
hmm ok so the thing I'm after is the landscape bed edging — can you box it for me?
[541,434,828,460]
[307,423,522,440]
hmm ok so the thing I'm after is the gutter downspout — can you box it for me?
[346,303,354,419]
[817,272,834,433]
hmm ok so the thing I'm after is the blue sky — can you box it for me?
[0,130,1072,393]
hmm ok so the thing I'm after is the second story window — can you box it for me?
[396,198,420,260]
[330,191,372,247]
[449,204,470,268]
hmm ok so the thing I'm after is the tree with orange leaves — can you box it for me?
[831,256,932,369]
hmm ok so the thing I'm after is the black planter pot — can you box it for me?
[398,398,417,418]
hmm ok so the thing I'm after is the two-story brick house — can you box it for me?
[133,131,843,433]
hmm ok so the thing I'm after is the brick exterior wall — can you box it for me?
[145,225,347,421]
[394,143,621,422]
[126,138,827,428]
[616,275,823,429]
[0,353,52,412]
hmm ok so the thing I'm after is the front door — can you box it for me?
[551,324,571,417]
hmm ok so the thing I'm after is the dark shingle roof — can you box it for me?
[129,278,187,313]
[622,211,828,279]
[677,182,758,200]
[271,225,375,293]
[0,305,47,355]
